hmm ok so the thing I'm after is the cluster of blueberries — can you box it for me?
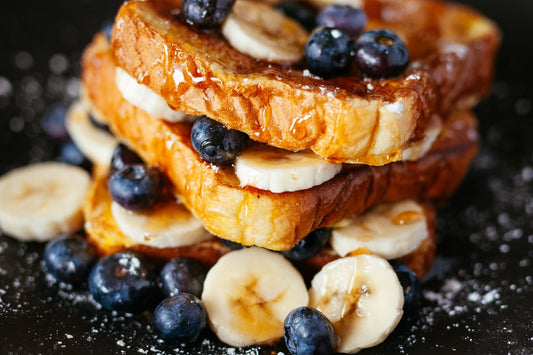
[181,0,410,79]
[44,236,209,344]
[42,229,420,354]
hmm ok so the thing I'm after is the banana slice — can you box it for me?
[201,247,309,347]
[66,101,118,165]
[235,144,342,193]
[110,199,212,248]
[221,0,308,64]
[402,115,442,161]
[115,67,190,123]
[0,162,91,241]
[331,200,428,259]
[309,254,404,353]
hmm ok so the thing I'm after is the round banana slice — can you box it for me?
[201,247,309,347]
[309,254,404,353]
[331,200,428,259]
[0,162,91,241]
[115,67,189,123]
[110,199,212,248]
[221,0,309,64]
[235,144,342,193]
[66,101,118,165]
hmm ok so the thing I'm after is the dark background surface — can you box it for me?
[0,0,532,354]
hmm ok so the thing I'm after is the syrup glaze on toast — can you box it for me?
[83,34,478,250]
[111,0,498,164]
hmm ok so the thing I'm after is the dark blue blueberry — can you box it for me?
[191,116,248,165]
[44,235,96,285]
[88,251,161,313]
[57,140,92,171]
[275,0,318,32]
[41,101,70,141]
[153,293,207,344]
[109,143,144,177]
[389,259,421,313]
[354,29,409,78]
[282,228,331,261]
[101,19,114,42]
[316,5,367,37]
[160,257,207,298]
[108,164,162,212]
[181,0,235,28]
[305,27,355,78]
[284,306,338,355]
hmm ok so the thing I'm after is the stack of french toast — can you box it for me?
[68,0,499,351]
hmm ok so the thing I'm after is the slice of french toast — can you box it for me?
[82,33,478,250]
[84,164,436,278]
[111,0,499,165]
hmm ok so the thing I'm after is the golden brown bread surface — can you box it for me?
[82,33,478,250]
[111,0,499,164]
[84,166,436,278]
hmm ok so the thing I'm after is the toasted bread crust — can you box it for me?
[82,34,478,250]
[84,167,436,278]
[111,0,498,164]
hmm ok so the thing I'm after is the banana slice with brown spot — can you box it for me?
[201,247,309,347]
[309,254,403,353]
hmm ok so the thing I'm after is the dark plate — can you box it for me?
[0,0,532,354]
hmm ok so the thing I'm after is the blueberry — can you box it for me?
[305,27,355,78]
[191,116,248,165]
[57,141,92,171]
[316,5,367,38]
[160,258,207,298]
[181,0,235,28]
[44,235,96,285]
[108,164,162,211]
[284,306,338,355]
[109,143,144,177]
[354,29,409,78]
[389,260,421,313]
[282,228,331,261]
[275,0,317,32]
[88,251,161,313]
[153,293,207,344]
[41,101,70,141]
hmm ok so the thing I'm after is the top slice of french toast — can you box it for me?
[111,0,499,165]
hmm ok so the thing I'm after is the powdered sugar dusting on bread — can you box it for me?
[385,102,405,115]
